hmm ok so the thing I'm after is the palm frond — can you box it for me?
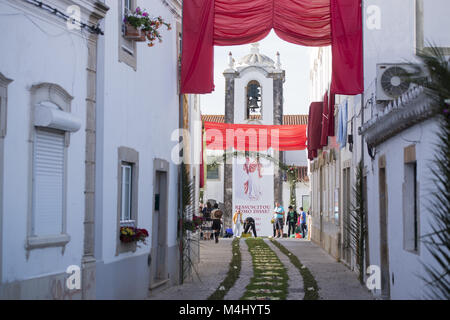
[410,46,450,299]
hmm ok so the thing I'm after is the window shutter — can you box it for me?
[33,129,65,236]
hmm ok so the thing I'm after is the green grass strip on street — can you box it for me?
[208,238,241,300]
[270,239,320,300]
[241,238,288,300]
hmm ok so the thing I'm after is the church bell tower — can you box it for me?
[222,43,286,229]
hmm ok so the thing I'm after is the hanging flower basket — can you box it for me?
[123,7,171,47]
[120,226,149,244]
[124,22,146,42]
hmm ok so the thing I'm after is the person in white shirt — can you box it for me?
[232,209,243,238]
[273,202,285,238]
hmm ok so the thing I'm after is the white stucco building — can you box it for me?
[0,0,201,299]
[309,0,450,299]
[0,0,108,299]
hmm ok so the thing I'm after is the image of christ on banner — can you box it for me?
[243,156,263,201]
[233,152,274,236]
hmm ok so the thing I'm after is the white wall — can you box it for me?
[362,0,450,299]
[98,0,180,265]
[204,150,224,204]
[282,182,310,209]
[366,119,441,299]
[0,0,88,283]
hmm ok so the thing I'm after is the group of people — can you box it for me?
[199,202,223,243]
[272,202,308,239]
[199,201,309,241]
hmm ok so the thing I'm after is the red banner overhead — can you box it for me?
[204,122,307,151]
[181,0,363,95]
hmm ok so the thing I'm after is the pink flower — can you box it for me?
[143,12,149,17]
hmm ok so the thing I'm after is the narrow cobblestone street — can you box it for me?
[148,238,373,300]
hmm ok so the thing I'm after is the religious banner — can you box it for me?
[232,152,274,237]
[204,121,307,151]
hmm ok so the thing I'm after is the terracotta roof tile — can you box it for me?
[201,114,308,125]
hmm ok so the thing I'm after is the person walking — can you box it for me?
[273,202,285,238]
[243,217,257,237]
[211,203,223,243]
[286,205,298,237]
[202,202,212,219]
[232,209,244,238]
[201,202,213,240]
[299,207,307,239]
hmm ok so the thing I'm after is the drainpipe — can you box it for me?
[359,0,365,285]
[178,1,184,284]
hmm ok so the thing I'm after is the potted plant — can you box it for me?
[123,9,146,41]
[120,226,149,245]
[123,7,171,46]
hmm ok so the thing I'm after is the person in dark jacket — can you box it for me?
[202,202,212,219]
[243,217,257,237]
[286,205,298,237]
[211,203,223,243]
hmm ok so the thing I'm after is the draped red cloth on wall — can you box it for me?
[204,122,307,151]
[320,91,329,147]
[330,0,363,94]
[181,0,363,95]
[180,0,215,94]
[307,102,323,160]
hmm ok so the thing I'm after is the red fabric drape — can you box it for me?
[180,0,215,94]
[204,122,307,151]
[307,102,323,160]
[273,0,331,46]
[181,0,363,95]
[214,0,273,46]
[320,91,329,147]
[330,0,363,94]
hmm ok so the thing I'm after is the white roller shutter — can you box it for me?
[32,128,65,236]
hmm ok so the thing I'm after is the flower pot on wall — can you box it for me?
[124,23,146,42]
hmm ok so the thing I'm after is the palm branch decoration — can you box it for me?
[180,162,201,283]
[409,45,450,299]
[343,160,366,284]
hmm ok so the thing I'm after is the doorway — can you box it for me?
[378,161,390,298]
[342,167,351,265]
[151,167,168,284]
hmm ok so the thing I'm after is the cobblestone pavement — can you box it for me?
[147,238,232,300]
[278,239,374,300]
[148,237,374,300]
[224,239,252,300]
[266,239,304,300]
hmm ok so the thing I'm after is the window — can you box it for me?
[32,128,65,236]
[119,0,137,69]
[207,164,219,180]
[116,147,139,254]
[121,163,133,222]
[27,83,78,252]
[403,161,419,253]
[117,147,139,226]
[246,80,262,119]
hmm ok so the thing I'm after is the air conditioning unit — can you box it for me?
[376,63,420,101]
